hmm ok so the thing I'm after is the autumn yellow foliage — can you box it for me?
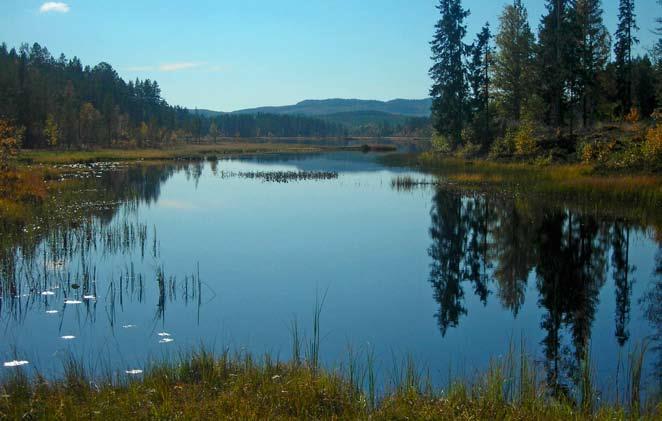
[644,122,662,161]
[0,118,24,171]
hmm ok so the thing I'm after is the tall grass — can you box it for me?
[0,341,659,419]
[0,303,659,419]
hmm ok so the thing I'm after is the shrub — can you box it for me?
[489,130,515,159]
[644,123,662,163]
[457,141,482,159]
[0,118,24,171]
[514,121,537,156]
[431,132,451,153]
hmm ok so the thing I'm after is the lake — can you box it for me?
[0,152,659,399]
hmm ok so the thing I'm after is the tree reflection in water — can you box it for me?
[426,185,657,395]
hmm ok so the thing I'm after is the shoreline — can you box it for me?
[1,348,658,420]
[17,142,400,165]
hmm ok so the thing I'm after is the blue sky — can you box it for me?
[1,1,660,111]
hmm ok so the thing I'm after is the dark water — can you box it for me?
[0,152,660,399]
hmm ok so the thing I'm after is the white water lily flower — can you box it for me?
[159,338,174,344]
[41,291,55,296]
[82,295,96,300]
[45,310,58,314]
[157,332,171,337]
[4,360,29,367]
[64,300,82,304]
[61,335,76,340]
[125,369,143,375]
[122,324,136,329]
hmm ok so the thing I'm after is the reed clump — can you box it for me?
[0,344,659,420]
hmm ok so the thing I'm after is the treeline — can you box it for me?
[340,116,432,138]
[430,0,662,168]
[0,42,346,149]
[190,112,346,140]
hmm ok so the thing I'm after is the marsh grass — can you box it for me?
[19,143,327,165]
[0,338,659,420]
[382,153,662,228]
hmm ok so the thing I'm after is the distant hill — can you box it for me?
[231,98,432,117]
[188,99,432,137]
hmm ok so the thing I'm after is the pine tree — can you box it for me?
[614,0,639,115]
[494,0,536,122]
[537,0,577,129]
[429,0,470,149]
[467,23,492,145]
[575,0,610,127]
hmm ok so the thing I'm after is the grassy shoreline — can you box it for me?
[382,152,662,222]
[17,142,399,165]
[18,143,327,165]
[1,349,659,420]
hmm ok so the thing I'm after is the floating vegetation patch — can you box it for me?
[218,170,338,183]
[391,175,439,191]
[54,162,127,180]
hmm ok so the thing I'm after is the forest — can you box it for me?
[0,42,352,150]
[430,0,662,171]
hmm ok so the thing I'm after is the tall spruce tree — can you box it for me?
[494,0,536,123]
[467,23,492,144]
[537,0,577,129]
[575,0,610,127]
[429,0,470,149]
[614,0,639,115]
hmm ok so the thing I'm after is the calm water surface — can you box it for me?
[0,152,660,397]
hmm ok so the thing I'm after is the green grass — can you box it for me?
[0,296,659,419]
[1,348,659,420]
[382,152,662,229]
[19,142,326,165]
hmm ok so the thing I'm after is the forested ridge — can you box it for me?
[430,0,662,171]
[0,42,352,149]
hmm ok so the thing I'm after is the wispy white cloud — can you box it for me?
[39,2,70,13]
[158,62,205,72]
[125,62,215,73]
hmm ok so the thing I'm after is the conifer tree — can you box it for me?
[575,0,610,126]
[429,0,470,149]
[537,0,578,130]
[494,0,536,123]
[614,0,639,115]
[467,23,492,145]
